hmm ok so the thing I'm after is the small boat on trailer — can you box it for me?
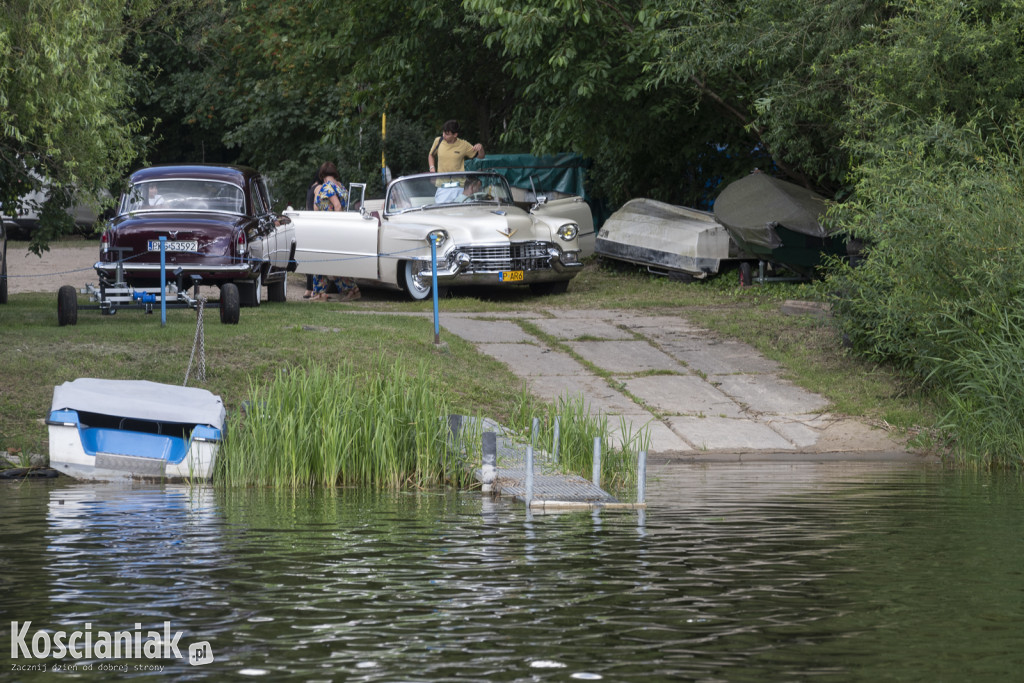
[47,378,225,481]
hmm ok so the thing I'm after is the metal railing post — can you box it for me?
[637,450,647,504]
[481,431,497,493]
[552,417,560,465]
[525,445,534,508]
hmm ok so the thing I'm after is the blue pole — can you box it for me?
[159,236,167,327]
[430,235,440,344]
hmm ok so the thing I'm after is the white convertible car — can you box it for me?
[287,171,592,300]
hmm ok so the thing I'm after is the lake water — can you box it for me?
[2,461,1022,681]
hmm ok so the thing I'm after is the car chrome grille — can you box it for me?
[459,242,553,273]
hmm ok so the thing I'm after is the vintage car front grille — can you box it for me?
[459,242,553,273]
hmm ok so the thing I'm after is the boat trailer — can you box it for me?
[57,255,240,326]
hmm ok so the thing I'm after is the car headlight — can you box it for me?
[557,223,579,241]
[426,229,449,245]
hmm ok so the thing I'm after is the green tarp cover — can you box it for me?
[713,173,830,250]
[466,153,587,200]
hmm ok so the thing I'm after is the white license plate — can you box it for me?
[148,240,197,252]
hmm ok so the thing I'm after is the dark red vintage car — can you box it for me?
[94,165,296,307]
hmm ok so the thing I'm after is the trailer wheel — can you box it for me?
[739,262,753,288]
[58,285,78,326]
[219,283,240,324]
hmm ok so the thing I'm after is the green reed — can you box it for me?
[217,358,475,488]
[512,389,650,495]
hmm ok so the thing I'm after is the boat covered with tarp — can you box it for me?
[713,172,846,276]
[47,378,225,481]
[596,198,743,279]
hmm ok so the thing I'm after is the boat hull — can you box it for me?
[596,198,740,278]
[47,378,225,482]
[48,410,221,482]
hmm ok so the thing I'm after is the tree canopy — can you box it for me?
[0,0,155,253]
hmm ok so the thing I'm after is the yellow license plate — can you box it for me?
[499,270,524,282]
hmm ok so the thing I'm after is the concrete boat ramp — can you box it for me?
[435,308,912,462]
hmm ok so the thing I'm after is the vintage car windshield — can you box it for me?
[385,173,513,215]
[120,180,246,215]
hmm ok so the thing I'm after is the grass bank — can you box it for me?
[0,257,942,476]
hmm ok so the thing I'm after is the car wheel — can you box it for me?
[58,285,78,326]
[219,283,240,324]
[529,280,570,295]
[402,260,433,301]
[238,273,262,307]
[267,275,287,302]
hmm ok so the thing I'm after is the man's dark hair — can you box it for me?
[442,120,460,134]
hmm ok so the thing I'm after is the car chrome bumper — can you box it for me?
[94,261,259,279]
[414,244,583,284]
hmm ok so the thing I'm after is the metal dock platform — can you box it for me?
[455,416,646,511]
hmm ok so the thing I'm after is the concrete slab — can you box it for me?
[758,416,821,449]
[526,375,642,415]
[543,309,646,323]
[622,374,744,417]
[476,342,588,376]
[666,415,797,451]
[607,414,694,454]
[657,339,783,376]
[440,318,534,343]
[714,374,830,415]
[615,315,709,336]
[567,340,683,373]
[530,317,634,341]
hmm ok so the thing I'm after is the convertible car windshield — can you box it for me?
[120,180,246,214]
[386,172,514,215]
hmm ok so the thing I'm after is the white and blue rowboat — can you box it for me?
[47,378,225,481]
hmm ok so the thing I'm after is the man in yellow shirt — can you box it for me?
[427,120,485,173]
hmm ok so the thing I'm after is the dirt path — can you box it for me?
[5,243,99,295]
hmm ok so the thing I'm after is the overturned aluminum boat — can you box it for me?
[47,379,225,481]
[595,198,741,279]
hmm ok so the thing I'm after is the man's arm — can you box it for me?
[427,137,440,171]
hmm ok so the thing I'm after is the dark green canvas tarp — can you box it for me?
[465,153,588,200]
[466,153,612,228]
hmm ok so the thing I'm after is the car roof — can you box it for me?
[128,164,258,186]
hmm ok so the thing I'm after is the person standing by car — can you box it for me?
[310,162,360,302]
[427,120,485,173]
